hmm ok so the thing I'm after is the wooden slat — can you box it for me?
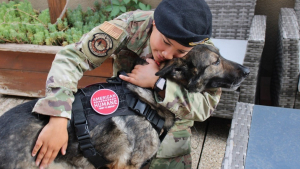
[0,51,113,77]
[0,69,109,97]
[85,58,113,77]
[0,44,64,54]
[0,48,113,97]
[0,51,54,72]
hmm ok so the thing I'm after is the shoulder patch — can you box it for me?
[99,21,124,40]
[88,33,113,57]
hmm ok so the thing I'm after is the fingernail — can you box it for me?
[40,166,44,169]
[63,150,66,155]
[36,161,40,166]
[32,153,36,157]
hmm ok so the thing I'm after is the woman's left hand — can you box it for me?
[119,58,160,88]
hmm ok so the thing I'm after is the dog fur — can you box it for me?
[0,44,249,169]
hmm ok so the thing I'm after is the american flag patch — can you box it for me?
[99,21,123,40]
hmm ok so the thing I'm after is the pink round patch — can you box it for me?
[90,89,119,115]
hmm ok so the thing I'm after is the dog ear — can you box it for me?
[155,59,179,77]
[187,73,204,92]
[155,61,175,77]
[135,58,148,65]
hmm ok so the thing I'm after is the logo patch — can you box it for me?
[88,33,113,57]
[90,89,119,115]
[189,38,209,46]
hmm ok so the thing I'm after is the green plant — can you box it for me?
[101,0,151,18]
[0,0,151,46]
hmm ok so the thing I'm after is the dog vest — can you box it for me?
[71,71,167,168]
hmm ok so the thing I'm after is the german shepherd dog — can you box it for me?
[0,44,249,169]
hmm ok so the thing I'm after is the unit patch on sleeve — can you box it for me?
[88,33,113,57]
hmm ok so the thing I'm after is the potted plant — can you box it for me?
[0,0,151,97]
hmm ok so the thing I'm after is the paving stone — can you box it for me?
[198,117,231,169]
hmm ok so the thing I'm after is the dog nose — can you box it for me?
[239,65,250,77]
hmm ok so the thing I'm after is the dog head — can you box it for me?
[156,44,250,92]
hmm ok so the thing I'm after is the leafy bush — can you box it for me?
[0,0,151,46]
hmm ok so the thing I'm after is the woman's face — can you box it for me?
[150,21,193,63]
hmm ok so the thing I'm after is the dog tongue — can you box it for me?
[154,60,160,66]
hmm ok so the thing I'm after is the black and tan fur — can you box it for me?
[0,44,249,169]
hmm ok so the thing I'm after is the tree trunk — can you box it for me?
[47,0,67,24]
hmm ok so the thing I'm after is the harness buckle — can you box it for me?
[133,100,147,114]
[75,120,89,137]
[106,76,122,84]
[106,71,129,84]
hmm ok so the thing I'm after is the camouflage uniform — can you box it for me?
[33,10,221,168]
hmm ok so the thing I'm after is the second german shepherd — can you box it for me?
[0,44,249,169]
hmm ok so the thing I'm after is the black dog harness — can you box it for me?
[72,71,167,168]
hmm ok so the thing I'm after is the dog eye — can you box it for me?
[213,59,220,65]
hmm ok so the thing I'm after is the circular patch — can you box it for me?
[88,33,113,57]
[90,89,119,115]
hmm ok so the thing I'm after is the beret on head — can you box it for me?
[154,0,212,47]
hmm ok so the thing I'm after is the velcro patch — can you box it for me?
[88,33,113,57]
[99,21,124,40]
[90,89,119,115]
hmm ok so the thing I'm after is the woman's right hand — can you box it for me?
[119,58,160,89]
[32,116,69,169]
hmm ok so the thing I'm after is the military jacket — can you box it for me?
[32,10,221,158]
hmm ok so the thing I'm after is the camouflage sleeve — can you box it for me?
[155,79,222,122]
[32,20,129,119]
[32,44,90,118]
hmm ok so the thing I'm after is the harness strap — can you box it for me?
[126,94,165,134]
[108,71,165,135]
[72,71,168,168]
[73,92,110,168]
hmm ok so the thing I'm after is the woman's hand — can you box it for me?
[32,116,68,169]
[119,58,160,88]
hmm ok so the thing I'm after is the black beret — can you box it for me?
[154,0,212,47]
